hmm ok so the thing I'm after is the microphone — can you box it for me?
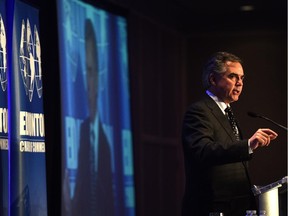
[247,111,288,132]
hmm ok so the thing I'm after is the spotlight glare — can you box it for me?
[240,5,254,11]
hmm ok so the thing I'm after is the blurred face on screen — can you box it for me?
[85,20,99,121]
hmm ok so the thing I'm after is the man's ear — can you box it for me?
[209,73,216,86]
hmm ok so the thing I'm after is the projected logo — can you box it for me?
[19,19,42,102]
[0,14,7,92]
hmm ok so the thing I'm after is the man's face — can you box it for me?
[86,37,98,120]
[210,61,244,104]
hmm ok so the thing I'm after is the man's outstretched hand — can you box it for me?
[249,128,278,150]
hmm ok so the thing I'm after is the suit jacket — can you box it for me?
[72,118,114,216]
[181,95,254,216]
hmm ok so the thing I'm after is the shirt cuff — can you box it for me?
[248,139,253,154]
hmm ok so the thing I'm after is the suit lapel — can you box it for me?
[204,96,237,141]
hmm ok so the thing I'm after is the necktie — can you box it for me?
[225,106,240,141]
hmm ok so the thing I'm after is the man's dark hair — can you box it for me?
[202,52,242,89]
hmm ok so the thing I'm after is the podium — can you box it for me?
[252,176,288,216]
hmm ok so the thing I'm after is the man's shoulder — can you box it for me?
[187,95,215,110]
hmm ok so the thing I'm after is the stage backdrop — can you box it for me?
[9,0,47,215]
[58,0,135,215]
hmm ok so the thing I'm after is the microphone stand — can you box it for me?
[247,112,288,132]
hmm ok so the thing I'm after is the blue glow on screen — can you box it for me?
[57,0,135,215]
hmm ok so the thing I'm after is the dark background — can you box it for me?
[31,0,287,215]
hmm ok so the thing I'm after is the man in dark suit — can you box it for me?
[71,19,114,216]
[181,52,278,216]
